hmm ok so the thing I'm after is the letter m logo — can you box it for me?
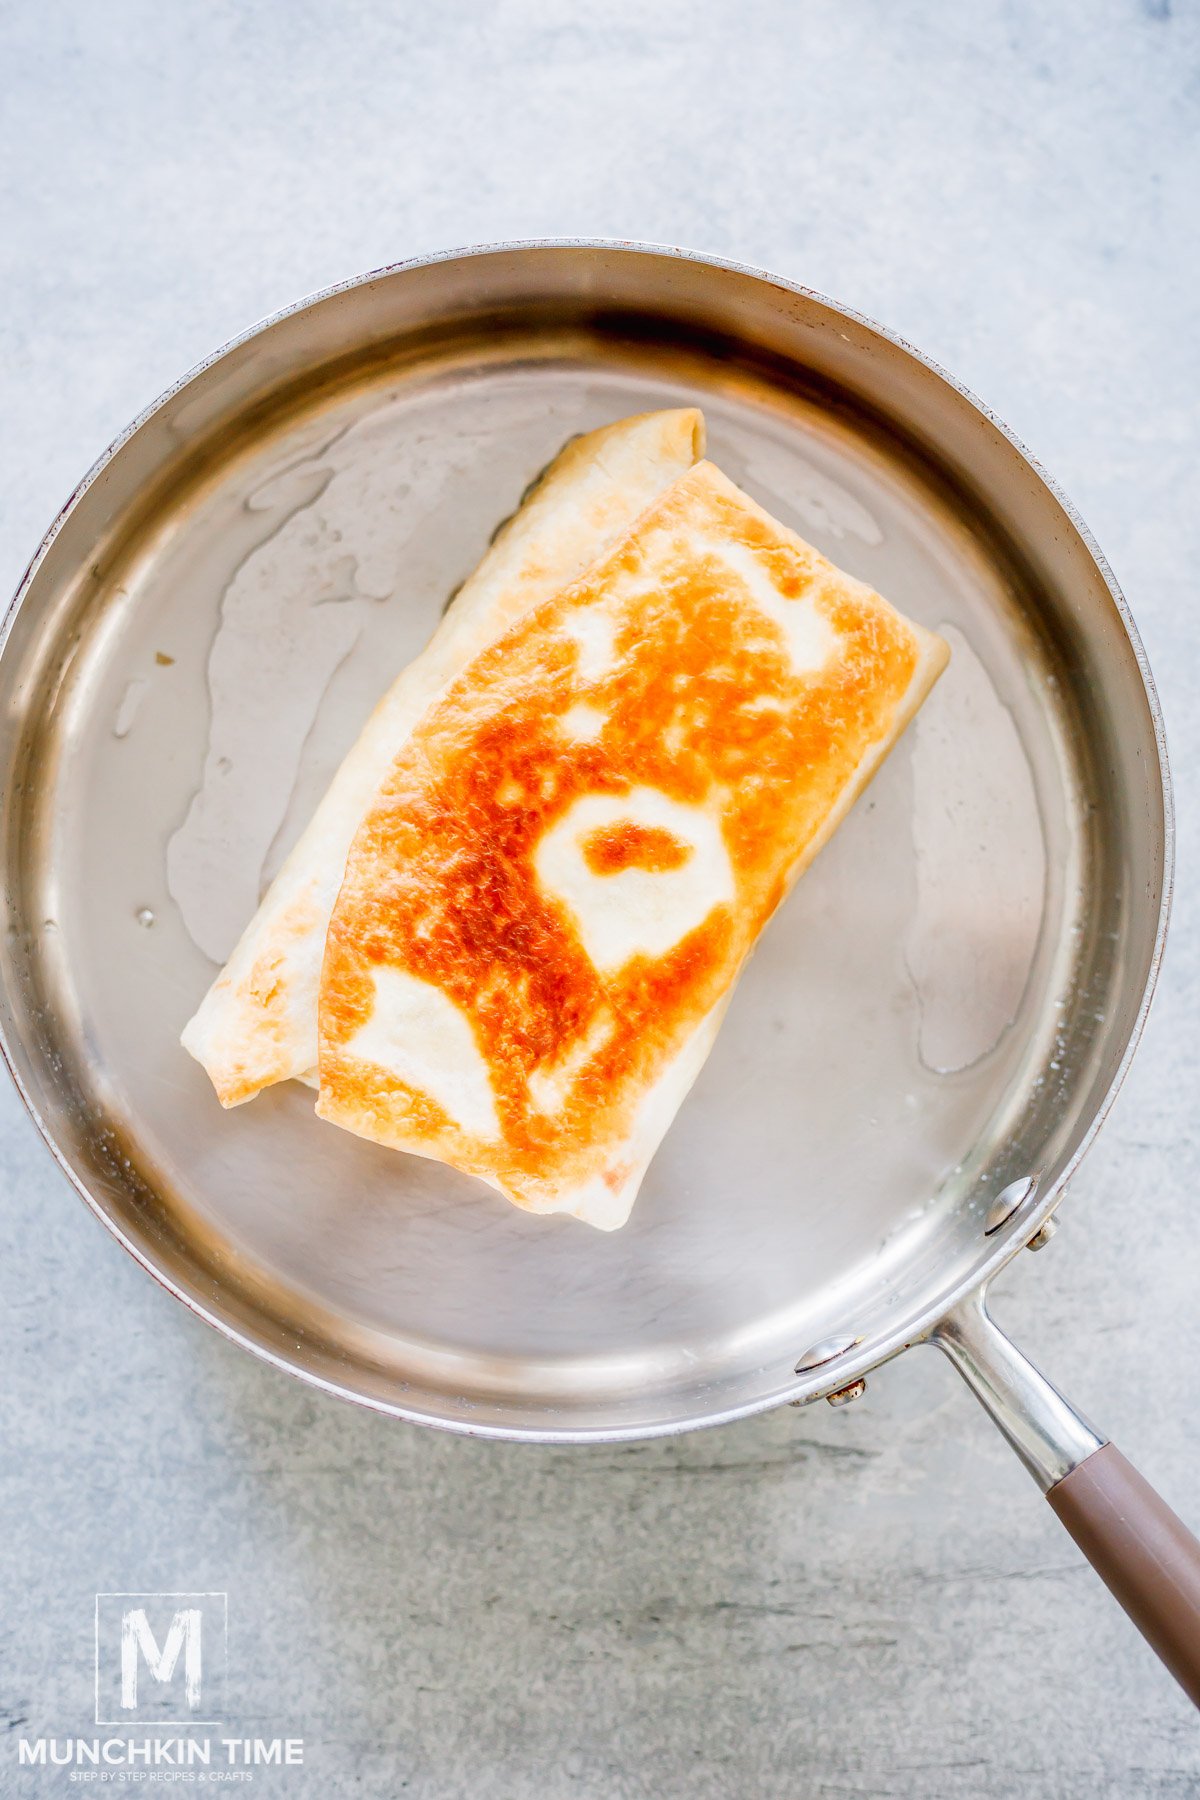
[121,1606,202,1709]
[95,1593,227,1724]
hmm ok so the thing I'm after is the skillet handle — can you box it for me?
[1048,1445,1200,1706]
[932,1292,1200,1708]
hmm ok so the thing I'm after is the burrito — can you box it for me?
[317,460,950,1228]
[182,407,706,1105]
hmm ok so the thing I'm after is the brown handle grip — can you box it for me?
[1048,1443,1200,1707]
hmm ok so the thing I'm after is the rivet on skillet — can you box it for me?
[984,1175,1039,1236]
[794,1334,862,1375]
[826,1378,867,1407]
[1026,1215,1060,1252]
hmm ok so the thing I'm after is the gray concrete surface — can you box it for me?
[2,2,1198,1794]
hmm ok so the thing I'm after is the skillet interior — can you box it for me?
[0,245,1169,1436]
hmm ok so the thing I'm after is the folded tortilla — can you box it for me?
[317,460,950,1229]
[182,407,705,1105]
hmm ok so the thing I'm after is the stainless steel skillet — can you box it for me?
[1,242,1196,1698]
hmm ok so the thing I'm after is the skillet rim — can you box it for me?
[0,238,1175,1438]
